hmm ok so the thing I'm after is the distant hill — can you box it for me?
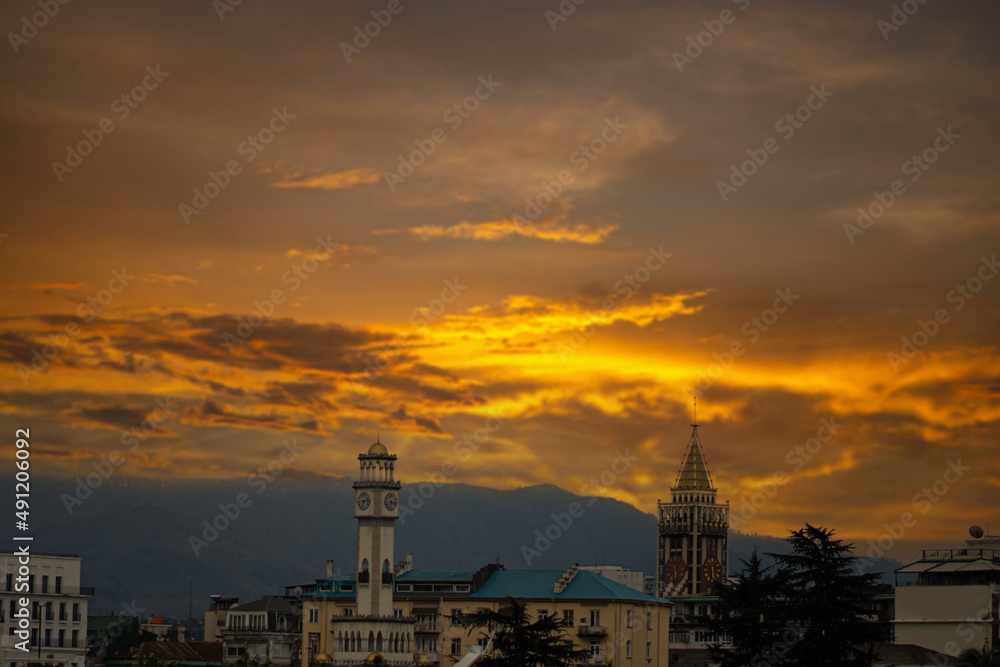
[22,475,900,618]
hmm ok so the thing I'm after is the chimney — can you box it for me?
[178,627,186,643]
[326,560,334,578]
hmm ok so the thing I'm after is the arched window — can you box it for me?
[368,631,375,652]
[362,559,369,572]
[383,560,390,572]
[376,631,383,652]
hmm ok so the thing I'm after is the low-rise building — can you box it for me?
[301,561,672,666]
[894,536,1000,657]
[205,599,239,643]
[222,597,301,666]
[0,552,93,667]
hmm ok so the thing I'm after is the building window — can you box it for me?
[60,603,67,621]
[626,640,632,658]
[626,610,633,628]
[451,637,462,654]
[45,602,53,621]
[343,608,354,617]
[28,575,34,592]
[55,576,62,594]
[589,640,600,657]
[58,630,65,647]
[44,628,52,647]
[73,603,80,622]
[646,642,652,659]
[537,609,548,621]
[393,609,404,619]
[589,610,601,627]
[562,610,574,626]
[698,604,708,616]
[647,611,653,630]
[42,576,49,593]
[72,630,79,648]
[308,608,318,623]
[5,574,11,591]
[30,629,37,646]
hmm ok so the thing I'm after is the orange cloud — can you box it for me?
[410,200,617,245]
[271,168,381,190]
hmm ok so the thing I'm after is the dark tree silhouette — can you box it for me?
[767,523,881,667]
[708,550,793,667]
[463,597,589,667]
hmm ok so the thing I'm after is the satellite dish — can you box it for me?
[970,525,984,539]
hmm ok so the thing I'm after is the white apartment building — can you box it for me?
[0,553,92,667]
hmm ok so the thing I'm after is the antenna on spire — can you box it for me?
[377,426,380,443]
[692,396,698,427]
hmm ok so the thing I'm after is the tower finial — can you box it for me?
[377,426,380,443]
[693,396,697,427]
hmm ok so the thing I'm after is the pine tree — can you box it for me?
[708,550,793,667]
[463,597,590,667]
[767,523,881,667]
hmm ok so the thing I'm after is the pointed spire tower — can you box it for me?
[656,399,729,598]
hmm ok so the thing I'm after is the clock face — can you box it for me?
[665,556,686,584]
[356,492,371,510]
[384,493,398,511]
[701,557,723,584]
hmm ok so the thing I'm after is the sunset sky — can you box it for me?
[2,0,999,558]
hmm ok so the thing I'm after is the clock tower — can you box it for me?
[354,439,400,617]
[656,415,729,597]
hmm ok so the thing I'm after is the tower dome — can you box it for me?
[367,441,388,456]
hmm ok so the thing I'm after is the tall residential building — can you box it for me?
[656,418,729,598]
[0,552,93,667]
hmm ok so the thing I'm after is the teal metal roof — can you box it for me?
[469,570,664,603]
[397,571,478,582]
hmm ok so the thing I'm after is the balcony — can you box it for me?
[580,657,609,666]
[414,622,438,634]
[577,625,606,637]
[357,571,370,584]
[381,572,394,585]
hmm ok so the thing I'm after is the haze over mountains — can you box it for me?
[27,475,901,617]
